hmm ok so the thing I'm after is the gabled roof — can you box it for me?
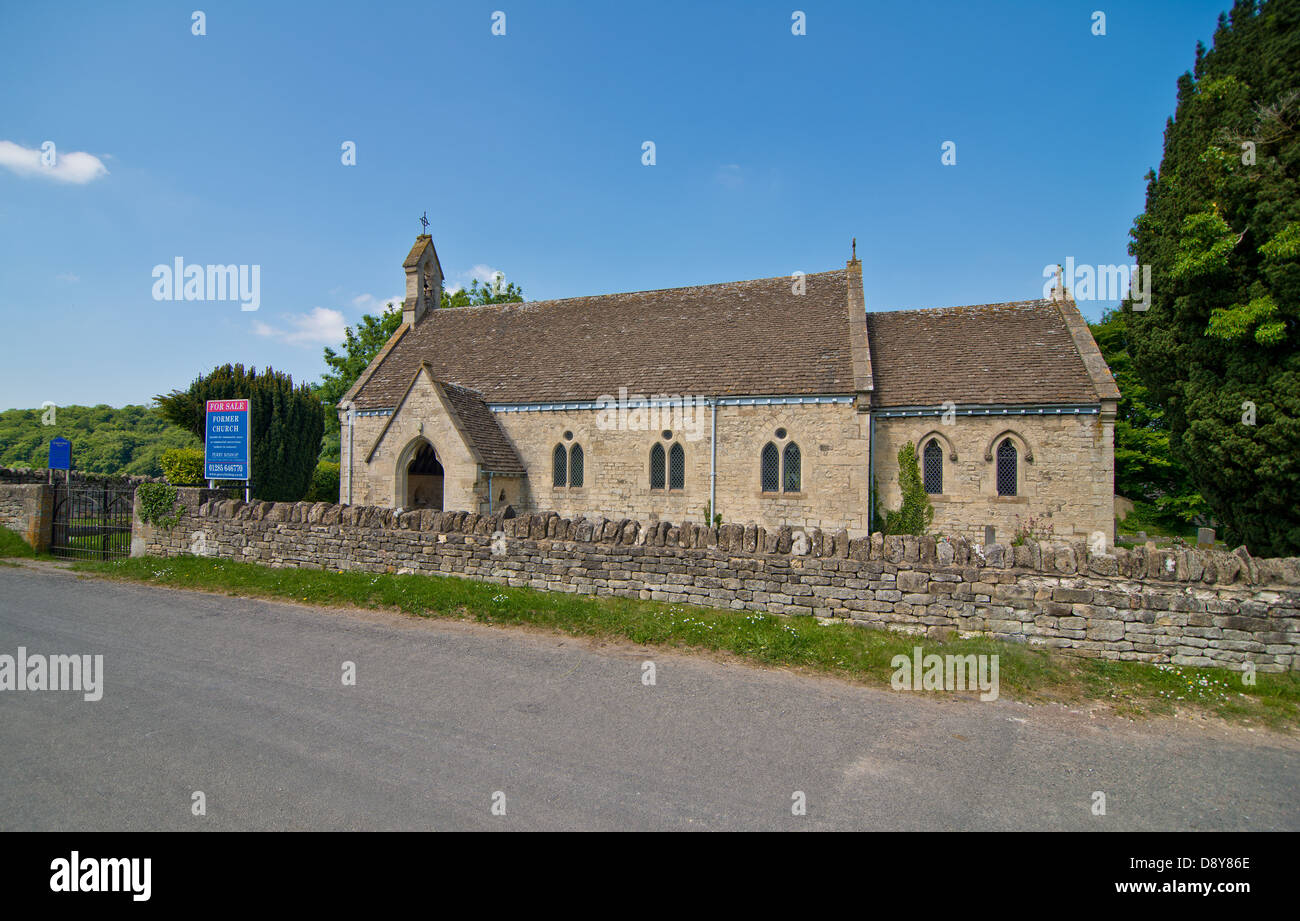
[348,256,1115,412]
[365,365,525,475]
[351,270,861,408]
[436,378,526,475]
[864,297,1108,406]
[404,234,436,268]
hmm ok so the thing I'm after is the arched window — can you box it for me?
[668,443,685,490]
[923,439,943,495]
[552,444,567,488]
[649,443,666,489]
[761,442,780,492]
[996,439,1018,496]
[569,444,584,487]
[782,442,801,492]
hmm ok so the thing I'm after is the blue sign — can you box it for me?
[48,437,71,471]
[204,399,251,481]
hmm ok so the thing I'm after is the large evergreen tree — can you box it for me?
[1126,0,1300,555]
[156,364,324,502]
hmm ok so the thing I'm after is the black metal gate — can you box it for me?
[50,483,136,560]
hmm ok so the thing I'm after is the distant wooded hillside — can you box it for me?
[0,405,200,477]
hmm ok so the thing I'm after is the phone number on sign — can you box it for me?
[206,464,247,475]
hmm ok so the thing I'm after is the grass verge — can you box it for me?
[57,554,1300,731]
[0,525,38,562]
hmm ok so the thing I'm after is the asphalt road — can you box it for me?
[0,565,1295,831]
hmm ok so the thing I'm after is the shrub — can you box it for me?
[160,447,205,485]
[304,461,340,503]
[137,483,183,529]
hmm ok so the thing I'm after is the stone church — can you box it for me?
[339,234,1119,543]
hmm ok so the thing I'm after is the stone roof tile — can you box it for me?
[353,270,857,407]
[864,299,1103,406]
[351,271,1109,411]
[436,378,526,475]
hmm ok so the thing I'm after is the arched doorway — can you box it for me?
[405,440,444,509]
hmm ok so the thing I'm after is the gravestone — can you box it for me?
[984,525,995,547]
[1197,527,1215,549]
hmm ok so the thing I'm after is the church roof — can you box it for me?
[351,270,861,408]
[436,378,526,475]
[348,267,1113,410]
[865,298,1113,406]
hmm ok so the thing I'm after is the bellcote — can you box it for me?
[402,234,443,326]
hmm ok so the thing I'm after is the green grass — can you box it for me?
[1117,501,1206,546]
[0,522,127,561]
[0,525,37,559]
[68,554,1300,732]
[57,532,131,556]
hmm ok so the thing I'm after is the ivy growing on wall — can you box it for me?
[136,483,182,529]
[881,442,934,536]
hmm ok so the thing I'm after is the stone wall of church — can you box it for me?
[345,398,1115,545]
[493,401,872,534]
[873,410,1114,544]
[342,377,481,510]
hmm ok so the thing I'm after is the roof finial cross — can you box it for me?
[419,211,429,235]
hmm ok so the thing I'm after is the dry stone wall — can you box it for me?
[135,489,1300,673]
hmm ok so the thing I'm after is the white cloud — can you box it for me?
[253,307,347,346]
[351,292,404,311]
[55,272,80,284]
[0,140,109,184]
[468,264,504,284]
[446,265,505,295]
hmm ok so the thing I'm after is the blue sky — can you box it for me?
[0,0,1232,410]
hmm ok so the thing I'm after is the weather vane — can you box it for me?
[420,211,429,235]
[852,237,857,260]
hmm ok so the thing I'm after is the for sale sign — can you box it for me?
[204,399,251,481]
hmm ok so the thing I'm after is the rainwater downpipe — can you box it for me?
[867,410,876,532]
[709,398,717,524]
[346,404,354,505]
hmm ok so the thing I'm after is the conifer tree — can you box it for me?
[156,364,324,502]
[1126,0,1300,555]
